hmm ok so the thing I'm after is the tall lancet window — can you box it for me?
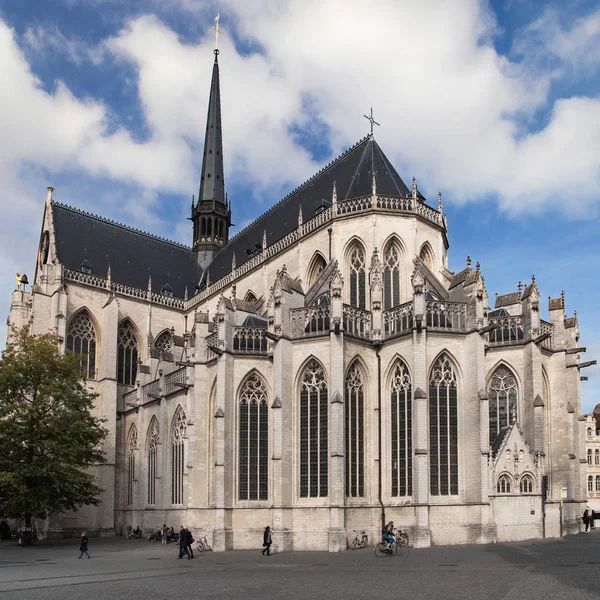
[383,242,401,310]
[66,311,97,379]
[345,363,365,498]
[391,359,412,497]
[299,360,328,498]
[239,374,269,501]
[429,355,458,495]
[171,408,186,505]
[348,244,366,309]
[117,321,138,386]
[126,425,138,506]
[147,418,160,505]
[488,365,518,445]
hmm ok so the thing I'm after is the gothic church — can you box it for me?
[8,45,591,550]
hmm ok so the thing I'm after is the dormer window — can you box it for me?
[161,283,174,298]
[79,260,93,275]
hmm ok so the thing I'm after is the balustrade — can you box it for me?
[540,319,554,350]
[383,302,413,337]
[291,305,330,337]
[426,300,467,330]
[343,304,371,339]
[206,332,218,360]
[232,326,268,352]
[123,388,137,407]
[142,380,160,404]
[487,315,524,344]
[164,367,187,394]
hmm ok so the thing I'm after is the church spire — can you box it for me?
[192,20,231,270]
[198,50,225,205]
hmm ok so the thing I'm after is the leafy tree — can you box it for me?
[0,326,107,545]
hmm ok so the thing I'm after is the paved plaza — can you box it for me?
[2,532,600,600]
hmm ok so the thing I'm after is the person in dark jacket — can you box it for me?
[262,526,272,556]
[583,508,591,533]
[177,526,190,559]
[185,528,194,559]
[79,532,90,559]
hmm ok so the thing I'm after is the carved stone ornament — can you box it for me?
[330,391,343,404]
[330,268,343,298]
[214,407,224,418]
[369,248,383,291]
[411,267,425,294]
[271,396,282,409]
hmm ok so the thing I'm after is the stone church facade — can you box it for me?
[7,47,592,551]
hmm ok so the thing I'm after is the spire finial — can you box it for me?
[231,252,236,271]
[298,204,303,228]
[438,191,442,213]
[412,177,417,200]
[46,186,54,207]
[476,261,480,273]
[466,256,471,269]
[363,107,380,136]
[184,285,188,301]
[107,263,112,286]
[262,229,267,251]
[332,180,338,205]
[372,173,377,197]
[213,13,223,54]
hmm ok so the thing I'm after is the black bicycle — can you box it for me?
[195,534,212,552]
[374,530,409,558]
[350,530,369,550]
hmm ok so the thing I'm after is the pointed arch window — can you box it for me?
[299,360,328,498]
[488,365,518,445]
[307,253,327,289]
[348,244,366,309]
[497,474,511,494]
[429,355,458,495]
[117,321,138,386]
[239,374,269,501]
[126,426,138,506]
[383,242,401,310]
[244,290,258,304]
[420,244,433,270]
[588,449,593,465]
[147,419,160,505]
[345,364,364,498]
[66,311,97,379]
[155,330,173,354]
[391,359,412,497]
[520,474,533,494]
[171,409,186,504]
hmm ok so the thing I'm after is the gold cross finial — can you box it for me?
[213,13,223,52]
[363,107,380,136]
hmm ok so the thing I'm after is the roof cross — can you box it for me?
[364,107,380,135]
[213,13,223,52]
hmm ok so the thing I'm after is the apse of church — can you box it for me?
[7,41,590,551]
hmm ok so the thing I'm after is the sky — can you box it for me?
[0,0,598,411]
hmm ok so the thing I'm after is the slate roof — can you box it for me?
[52,203,202,299]
[205,135,419,284]
[495,292,521,308]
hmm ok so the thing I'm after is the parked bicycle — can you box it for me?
[195,534,212,552]
[350,530,369,550]
[374,530,409,558]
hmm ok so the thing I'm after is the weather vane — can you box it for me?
[213,13,223,52]
[364,107,380,135]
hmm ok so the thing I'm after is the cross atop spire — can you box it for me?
[213,13,223,55]
[363,107,380,136]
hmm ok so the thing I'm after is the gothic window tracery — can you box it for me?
[383,242,401,310]
[147,418,160,505]
[497,474,511,494]
[429,354,458,495]
[117,321,138,386]
[307,253,327,289]
[126,425,138,506]
[345,363,364,498]
[391,359,412,497]
[299,360,328,498]
[239,374,269,501]
[348,243,366,309]
[66,311,97,379]
[520,474,533,494]
[488,365,518,445]
[155,330,173,354]
[171,408,186,504]
[420,243,434,270]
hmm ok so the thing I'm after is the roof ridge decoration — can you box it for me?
[52,201,193,251]
[224,135,371,246]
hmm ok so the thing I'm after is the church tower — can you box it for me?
[192,47,231,271]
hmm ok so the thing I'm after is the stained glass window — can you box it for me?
[520,475,533,494]
[345,364,364,498]
[239,374,269,501]
[429,355,458,495]
[147,418,160,505]
[117,321,138,386]
[66,312,97,379]
[488,365,518,445]
[497,474,511,494]
[171,408,186,504]
[300,360,328,498]
[126,425,138,506]
[383,242,401,310]
[348,244,366,309]
[391,359,412,496]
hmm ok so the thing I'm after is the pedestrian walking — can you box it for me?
[79,532,90,559]
[177,526,190,559]
[262,526,272,556]
[186,527,194,559]
[583,508,591,533]
[161,523,168,544]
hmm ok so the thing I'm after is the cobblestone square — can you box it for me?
[2,533,600,600]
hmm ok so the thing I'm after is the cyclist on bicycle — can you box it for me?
[382,521,395,550]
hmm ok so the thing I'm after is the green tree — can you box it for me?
[0,326,107,545]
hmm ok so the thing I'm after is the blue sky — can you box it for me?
[0,0,599,410]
